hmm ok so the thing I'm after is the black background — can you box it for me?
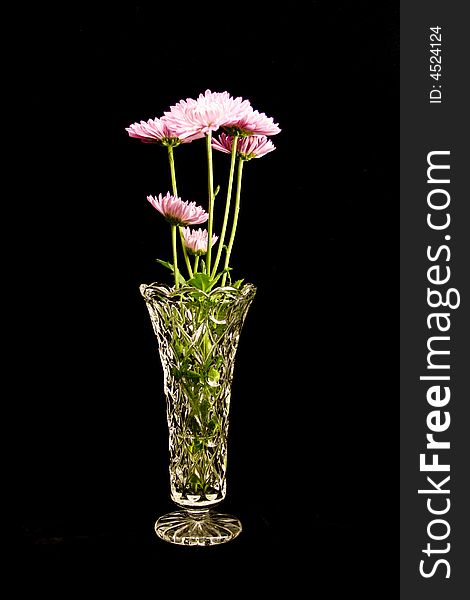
[14,1,398,593]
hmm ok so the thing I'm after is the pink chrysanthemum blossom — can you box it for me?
[162,89,252,141]
[223,107,281,137]
[212,133,276,160]
[126,117,192,146]
[147,193,208,226]
[182,227,218,256]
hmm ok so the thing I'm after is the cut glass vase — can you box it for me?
[140,282,256,546]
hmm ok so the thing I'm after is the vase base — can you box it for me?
[155,508,242,546]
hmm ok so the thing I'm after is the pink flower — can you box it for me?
[212,133,276,160]
[162,89,252,141]
[182,227,218,256]
[223,106,281,137]
[147,193,208,226]
[126,117,193,146]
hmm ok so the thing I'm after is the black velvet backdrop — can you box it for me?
[14,1,398,593]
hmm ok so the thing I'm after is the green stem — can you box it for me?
[168,145,193,280]
[205,133,214,275]
[194,255,200,274]
[179,227,193,278]
[171,225,179,289]
[222,158,244,287]
[211,134,238,279]
[167,145,178,197]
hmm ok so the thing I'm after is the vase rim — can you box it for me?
[139,281,257,302]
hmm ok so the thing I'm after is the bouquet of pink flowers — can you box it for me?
[128,91,281,544]
[126,90,280,290]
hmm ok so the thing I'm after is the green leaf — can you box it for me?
[204,267,232,289]
[233,279,244,289]
[211,272,223,286]
[156,259,186,285]
[207,368,220,386]
[176,269,186,285]
[200,398,211,420]
[156,258,175,272]
[188,272,212,292]
[188,473,204,490]
[208,418,220,433]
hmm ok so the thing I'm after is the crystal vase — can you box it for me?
[140,282,256,546]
